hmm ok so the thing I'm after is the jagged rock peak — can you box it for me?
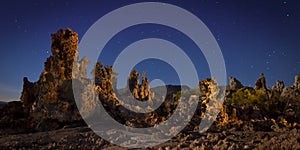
[254,73,267,91]
[128,70,151,101]
[43,28,79,81]
[272,80,285,93]
[94,62,117,100]
[50,28,78,60]
[229,77,243,91]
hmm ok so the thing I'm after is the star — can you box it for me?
[152,29,160,33]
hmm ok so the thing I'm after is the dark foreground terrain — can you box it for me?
[1,126,300,149]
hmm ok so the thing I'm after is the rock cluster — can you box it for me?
[276,75,300,124]
[1,28,300,149]
[128,70,151,101]
[272,80,285,93]
[94,62,117,100]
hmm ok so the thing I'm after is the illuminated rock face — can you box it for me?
[128,70,151,101]
[21,28,82,129]
[94,62,117,100]
[19,28,154,130]
[198,78,228,129]
[9,28,300,135]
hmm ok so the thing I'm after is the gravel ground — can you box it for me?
[1,126,300,149]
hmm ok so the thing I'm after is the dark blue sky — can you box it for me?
[0,0,299,101]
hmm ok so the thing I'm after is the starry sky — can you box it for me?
[0,0,299,101]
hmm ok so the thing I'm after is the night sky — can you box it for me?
[0,0,299,101]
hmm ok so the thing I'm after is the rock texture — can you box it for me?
[254,73,267,91]
[229,77,243,91]
[1,126,300,150]
[198,78,233,131]
[294,74,300,95]
[20,28,83,130]
[272,80,285,93]
[280,75,300,123]
[1,28,300,149]
[94,62,117,100]
[128,70,151,101]
[0,101,28,134]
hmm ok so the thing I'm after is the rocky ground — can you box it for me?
[1,126,300,149]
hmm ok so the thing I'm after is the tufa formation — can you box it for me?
[1,28,300,138]
[128,70,151,101]
[20,29,82,130]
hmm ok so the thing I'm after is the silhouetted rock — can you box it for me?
[20,77,35,113]
[254,73,267,91]
[0,101,7,107]
[272,80,284,93]
[229,77,243,91]
[281,87,294,98]
[0,101,29,134]
[281,75,300,98]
